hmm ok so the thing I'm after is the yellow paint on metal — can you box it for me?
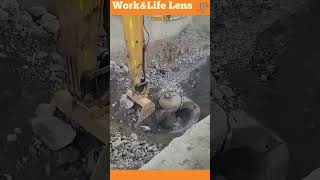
[79,0,85,12]
[129,18,133,30]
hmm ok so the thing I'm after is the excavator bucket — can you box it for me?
[127,89,155,124]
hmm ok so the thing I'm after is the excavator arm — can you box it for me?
[121,16,155,124]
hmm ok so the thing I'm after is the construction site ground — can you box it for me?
[1,0,320,179]
[110,16,210,169]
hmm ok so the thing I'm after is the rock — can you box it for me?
[260,74,268,81]
[28,6,47,19]
[122,65,128,73]
[119,94,134,109]
[49,64,64,72]
[140,126,151,131]
[0,8,9,20]
[36,51,48,59]
[50,52,65,65]
[35,103,55,117]
[7,134,17,142]
[213,89,224,100]
[159,93,181,111]
[42,20,60,35]
[0,52,7,59]
[14,128,22,134]
[38,12,57,25]
[18,10,34,25]
[112,139,124,148]
[31,116,76,150]
[219,85,234,98]
[130,133,138,140]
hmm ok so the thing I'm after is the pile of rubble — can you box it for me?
[110,129,163,169]
[0,0,65,94]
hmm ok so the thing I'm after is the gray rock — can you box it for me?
[36,51,48,59]
[219,85,234,98]
[122,65,128,73]
[28,6,47,19]
[140,126,151,131]
[42,20,60,35]
[50,52,65,65]
[49,64,64,72]
[112,139,124,148]
[7,134,17,142]
[260,74,268,81]
[38,12,57,25]
[159,93,181,111]
[120,94,134,109]
[31,116,76,150]
[130,133,138,140]
[14,128,22,134]
[18,10,34,25]
[35,103,55,117]
[213,89,224,100]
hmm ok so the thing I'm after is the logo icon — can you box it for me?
[199,2,209,13]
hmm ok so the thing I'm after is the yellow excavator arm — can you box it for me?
[121,16,155,124]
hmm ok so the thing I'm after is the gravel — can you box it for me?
[110,129,163,169]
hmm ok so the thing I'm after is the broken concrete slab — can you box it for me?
[140,116,210,170]
[31,116,76,150]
